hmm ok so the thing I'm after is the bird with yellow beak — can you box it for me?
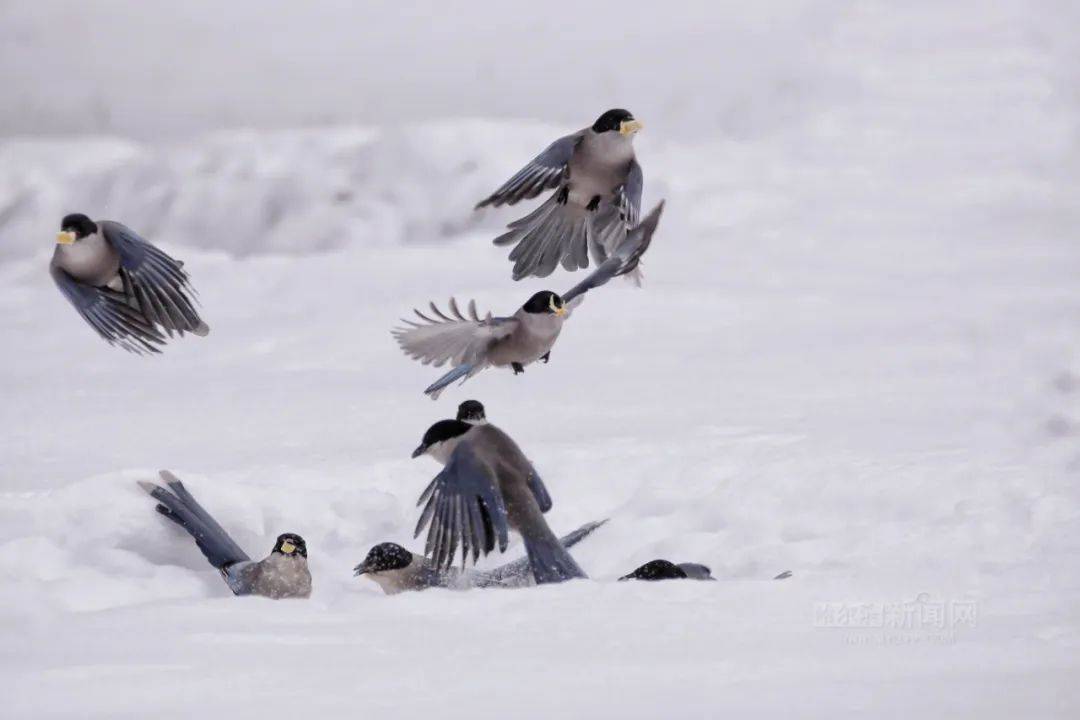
[394,200,665,398]
[476,108,646,282]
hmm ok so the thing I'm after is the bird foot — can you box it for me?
[540,352,550,364]
[512,362,525,375]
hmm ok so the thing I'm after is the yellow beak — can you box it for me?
[554,306,568,318]
[56,231,76,245]
[619,119,643,136]
[280,541,296,554]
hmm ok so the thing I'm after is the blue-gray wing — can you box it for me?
[475,131,583,209]
[619,158,643,226]
[414,440,510,570]
[101,221,207,337]
[50,262,166,354]
[527,466,552,513]
[562,200,665,307]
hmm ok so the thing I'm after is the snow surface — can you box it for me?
[2,2,1080,718]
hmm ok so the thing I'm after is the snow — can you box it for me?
[2,2,1080,718]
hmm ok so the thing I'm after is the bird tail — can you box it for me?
[493,192,612,280]
[479,519,608,588]
[522,528,588,585]
[138,471,249,570]
[424,362,477,400]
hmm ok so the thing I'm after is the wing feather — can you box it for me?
[393,298,518,368]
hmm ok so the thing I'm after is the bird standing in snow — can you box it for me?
[49,213,208,354]
[354,520,607,594]
[410,417,587,584]
[477,109,645,281]
[138,471,311,599]
[394,201,664,399]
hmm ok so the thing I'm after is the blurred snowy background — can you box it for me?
[1,1,1079,718]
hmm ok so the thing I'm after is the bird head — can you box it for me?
[57,213,98,245]
[456,400,487,424]
[411,419,473,459]
[591,108,642,137]
[523,290,567,318]
[272,533,308,558]
[618,559,688,581]
[354,542,414,576]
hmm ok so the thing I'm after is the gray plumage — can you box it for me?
[395,201,665,398]
[138,471,311,599]
[355,519,608,595]
[50,215,208,354]
[413,421,586,584]
[477,109,644,281]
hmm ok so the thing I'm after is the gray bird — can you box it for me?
[395,201,664,398]
[354,519,608,594]
[457,399,487,424]
[618,559,717,582]
[410,418,586,584]
[476,109,644,281]
[50,213,208,354]
[138,471,311,599]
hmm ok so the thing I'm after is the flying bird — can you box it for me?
[410,418,586,584]
[476,109,644,281]
[394,201,664,399]
[138,471,311,599]
[49,213,208,354]
[354,519,607,594]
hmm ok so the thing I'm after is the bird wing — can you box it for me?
[101,221,206,336]
[393,298,518,368]
[50,262,166,354]
[475,131,584,208]
[561,200,666,308]
[618,158,644,227]
[414,438,510,570]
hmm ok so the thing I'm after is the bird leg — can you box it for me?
[512,362,525,375]
[556,187,569,205]
[586,195,601,211]
[540,351,550,364]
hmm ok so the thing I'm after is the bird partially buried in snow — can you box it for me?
[138,471,311,599]
[49,213,208,354]
[395,201,664,399]
[619,559,717,582]
[354,519,607,595]
[477,109,644,281]
[410,415,587,584]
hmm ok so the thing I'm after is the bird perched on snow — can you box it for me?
[138,471,311,599]
[49,213,208,354]
[410,417,586,584]
[619,559,717,582]
[355,519,607,594]
[457,399,487,424]
[394,201,664,399]
[476,109,644,281]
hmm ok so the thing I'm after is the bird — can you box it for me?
[476,109,644,281]
[618,559,717,582]
[138,471,311,599]
[49,213,208,354]
[394,201,664,398]
[456,399,487,424]
[354,519,608,594]
[410,417,586,584]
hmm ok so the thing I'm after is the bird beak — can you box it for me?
[554,306,568,318]
[619,119,643,136]
[280,540,297,555]
[353,563,368,577]
[411,444,428,459]
[56,231,76,245]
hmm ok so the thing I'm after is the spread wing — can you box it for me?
[50,262,166,354]
[475,131,584,209]
[101,221,207,337]
[618,158,644,227]
[414,438,510,570]
[393,298,518,368]
[562,200,666,308]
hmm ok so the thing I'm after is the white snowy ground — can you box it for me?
[2,4,1080,719]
